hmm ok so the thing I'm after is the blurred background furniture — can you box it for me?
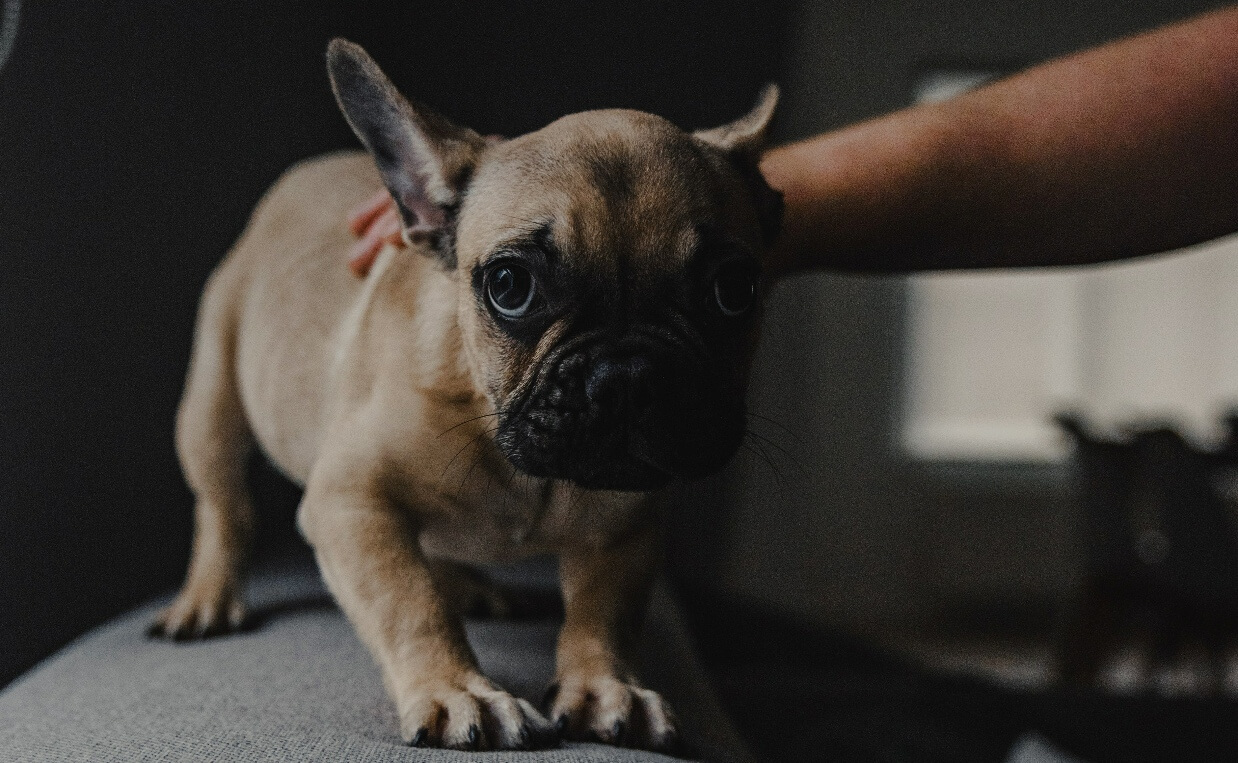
[1056,415,1238,693]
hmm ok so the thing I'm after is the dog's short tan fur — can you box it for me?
[154,39,778,752]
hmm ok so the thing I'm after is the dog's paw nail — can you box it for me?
[611,719,625,744]
[516,723,531,749]
[466,723,481,749]
[145,622,164,639]
[408,727,428,747]
[554,714,570,735]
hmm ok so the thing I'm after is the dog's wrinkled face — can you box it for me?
[456,115,774,490]
[329,40,781,491]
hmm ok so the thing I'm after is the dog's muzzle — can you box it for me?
[498,337,746,491]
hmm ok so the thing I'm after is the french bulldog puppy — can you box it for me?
[150,38,781,752]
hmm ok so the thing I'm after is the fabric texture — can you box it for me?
[0,557,751,763]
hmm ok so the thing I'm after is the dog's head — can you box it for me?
[329,39,781,491]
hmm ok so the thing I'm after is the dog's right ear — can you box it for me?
[327,38,485,268]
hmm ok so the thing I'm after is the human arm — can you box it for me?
[760,5,1238,276]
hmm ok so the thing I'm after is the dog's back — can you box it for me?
[191,150,393,483]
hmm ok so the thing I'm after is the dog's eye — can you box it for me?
[486,263,537,318]
[711,259,759,317]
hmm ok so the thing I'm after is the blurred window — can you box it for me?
[903,70,1238,461]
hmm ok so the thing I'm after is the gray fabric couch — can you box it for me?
[0,557,753,763]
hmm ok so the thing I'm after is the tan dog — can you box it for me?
[150,38,781,752]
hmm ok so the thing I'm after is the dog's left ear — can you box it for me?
[328,38,486,268]
[694,85,783,244]
[694,84,779,157]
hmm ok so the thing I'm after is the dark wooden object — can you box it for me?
[1056,414,1238,692]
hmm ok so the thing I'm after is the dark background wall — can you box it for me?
[0,0,790,686]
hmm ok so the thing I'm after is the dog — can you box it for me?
[149,38,782,752]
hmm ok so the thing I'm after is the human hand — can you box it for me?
[346,188,405,277]
[347,136,506,278]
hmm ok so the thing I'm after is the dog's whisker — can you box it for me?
[505,460,520,491]
[436,411,501,439]
[745,427,813,478]
[740,446,785,499]
[442,422,498,483]
[458,424,501,491]
[741,438,779,479]
[441,436,482,481]
[741,432,786,485]
[741,441,790,503]
[745,411,804,444]
[745,427,795,460]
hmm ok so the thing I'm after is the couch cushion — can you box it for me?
[0,557,751,763]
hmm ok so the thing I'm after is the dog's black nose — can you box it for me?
[585,355,656,419]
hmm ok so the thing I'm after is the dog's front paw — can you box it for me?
[547,673,679,752]
[399,672,555,750]
[147,581,246,641]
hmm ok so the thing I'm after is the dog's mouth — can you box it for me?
[494,333,745,492]
[500,422,682,492]
[497,423,688,491]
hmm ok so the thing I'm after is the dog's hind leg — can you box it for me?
[150,270,256,640]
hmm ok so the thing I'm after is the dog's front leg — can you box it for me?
[551,525,679,751]
[298,465,550,750]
